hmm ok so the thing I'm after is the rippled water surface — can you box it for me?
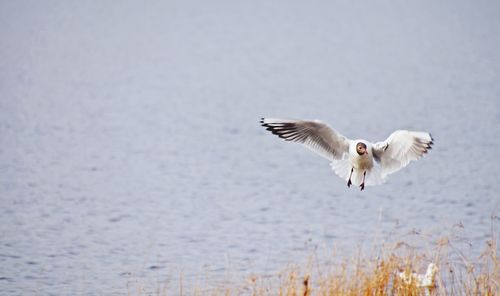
[1,1,500,294]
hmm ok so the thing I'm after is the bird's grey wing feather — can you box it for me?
[260,118,350,161]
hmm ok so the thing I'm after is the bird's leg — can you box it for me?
[347,168,354,187]
[360,171,366,191]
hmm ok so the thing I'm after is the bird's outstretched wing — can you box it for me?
[373,130,433,177]
[260,118,350,161]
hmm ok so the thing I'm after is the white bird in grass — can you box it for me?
[260,118,434,190]
[398,263,439,289]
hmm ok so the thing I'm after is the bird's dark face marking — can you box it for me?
[356,142,368,155]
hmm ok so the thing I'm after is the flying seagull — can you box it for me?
[260,118,433,190]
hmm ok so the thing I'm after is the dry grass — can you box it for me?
[134,217,499,296]
[242,232,498,296]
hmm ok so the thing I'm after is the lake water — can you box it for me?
[1,1,499,294]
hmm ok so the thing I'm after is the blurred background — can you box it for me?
[1,0,499,294]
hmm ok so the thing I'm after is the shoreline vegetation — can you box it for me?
[134,217,499,296]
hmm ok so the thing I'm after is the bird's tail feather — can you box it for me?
[330,160,386,186]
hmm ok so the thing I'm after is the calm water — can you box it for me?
[1,1,499,294]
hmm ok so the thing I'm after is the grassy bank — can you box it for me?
[136,219,499,296]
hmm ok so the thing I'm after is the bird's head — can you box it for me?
[356,142,368,155]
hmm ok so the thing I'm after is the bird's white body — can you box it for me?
[349,140,373,170]
[330,139,383,187]
[399,263,438,288]
[260,118,433,190]
[348,140,375,185]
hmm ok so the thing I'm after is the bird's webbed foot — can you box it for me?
[347,167,354,188]
[360,171,366,191]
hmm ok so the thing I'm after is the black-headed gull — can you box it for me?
[260,118,433,190]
